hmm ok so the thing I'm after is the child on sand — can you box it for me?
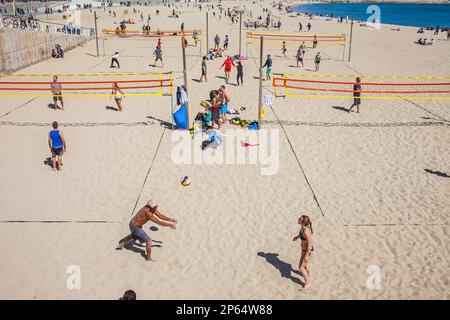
[347,77,362,113]
[262,54,273,80]
[48,121,67,171]
[314,52,321,72]
[282,41,287,58]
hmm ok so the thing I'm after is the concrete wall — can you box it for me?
[0,28,89,73]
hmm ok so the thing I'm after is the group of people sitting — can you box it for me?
[51,44,64,58]
[417,38,435,45]
[195,85,231,130]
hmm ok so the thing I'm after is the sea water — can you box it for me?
[294,3,450,28]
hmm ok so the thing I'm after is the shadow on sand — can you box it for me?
[424,169,450,178]
[257,252,304,286]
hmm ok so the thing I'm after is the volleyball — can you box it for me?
[180,176,191,186]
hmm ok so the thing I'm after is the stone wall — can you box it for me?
[0,28,90,73]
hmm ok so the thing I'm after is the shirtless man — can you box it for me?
[218,85,230,125]
[116,199,177,261]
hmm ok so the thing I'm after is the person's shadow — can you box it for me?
[119,235,164,260]
[257,252,304,286]
[106,106,119,111]
[147,116,173,129]
[332,106,349,112]
[43,157,53,169]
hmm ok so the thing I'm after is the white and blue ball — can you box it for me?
[180,176,191,186]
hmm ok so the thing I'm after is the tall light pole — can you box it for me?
[94,11,99,57]
[182,39,189,128]
[348,19,354,62]
[239,11,242,56]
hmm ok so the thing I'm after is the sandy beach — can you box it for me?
[0,0,449,300]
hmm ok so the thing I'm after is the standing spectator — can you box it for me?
[236,61,244,86]
[214,34,220,49]
[200,56,207,82]
[299,22,303,31]
[312,35,318,48]
[154,46,163,68]
[296,46,304,67]
[307,22,312,31]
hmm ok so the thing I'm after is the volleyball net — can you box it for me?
[272,74,450,100]
[0,72,174,97]
[246,32,346,46]
[102,29,202,42]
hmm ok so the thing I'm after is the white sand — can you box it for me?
[0,0,449,299]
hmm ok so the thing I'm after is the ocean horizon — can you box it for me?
[294,3,450,28]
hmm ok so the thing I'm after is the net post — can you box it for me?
[159,73,163,96]
[258,36,264,129]
[284,73,289,97]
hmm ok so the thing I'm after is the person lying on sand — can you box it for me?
[116,199,177,262]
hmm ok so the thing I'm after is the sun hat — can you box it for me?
[147,199,157,208]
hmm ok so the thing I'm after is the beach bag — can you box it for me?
[173,105,188,129]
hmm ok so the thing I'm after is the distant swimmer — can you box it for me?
[347,77,362,113]
[50,75,64,110]
[116,199,177,262]
[293,215,314,290]
[111,82,124,111]
[48,121,67,171]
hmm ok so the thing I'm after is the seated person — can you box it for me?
[195,105,212,129]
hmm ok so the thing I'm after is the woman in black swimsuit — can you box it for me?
[293,215,314,289]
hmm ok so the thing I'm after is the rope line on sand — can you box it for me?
[269,103,326,219]
[339,223,450,227]
[0,97,38,119]
[404,99,449,123]
[1,120,447,128]
[130,127,166,217]
[0,220,118,224]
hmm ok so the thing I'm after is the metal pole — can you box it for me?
[94,11,99,57]
[206,12,209,54]
[348,19,353,62]
[342,34,346,61]
[258,36,263,129]
[182,40,189,128]
[102,36,105,56]
[239,11,242,56]
[12,0,16,17]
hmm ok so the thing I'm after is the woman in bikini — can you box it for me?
[111,82,124,111]
[293,215,314,289]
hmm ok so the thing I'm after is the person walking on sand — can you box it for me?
[347,77,362,113]
[314,52,321,72]
[220,55,236,84]
[200,56,207,82]
[154,46,163,68]
[156,38,162,49]
[307,22,312,31]
[110,52,120,68]
[111,82,124,111]
[116,199,177,262]
[296,46,304,67]
[48,121,66,171]
[50,75,64,110]
[281,41,287,58]
[293,215,314,290]
[262,54,273,81]
[236,60,244,85]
